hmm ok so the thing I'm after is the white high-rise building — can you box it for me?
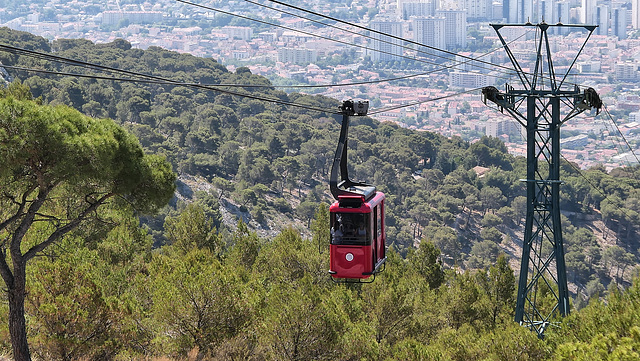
[555,1,571,35]
[492,1,503,21]
[369,19,404,62]
[632,0,640,29]
[458,0,492,20]
[504,0,517,22]
[449,71,496,88]
[581,0,597,24]
[413,17,446,57]
[556,1,570,23]
[503,0,534,23]
[101,11,163,25]
[595,5,609,35]
[522,0,534,23]
[221,26,254,41]
[485,119,520,139]
[612,6,628,39]
[435,9,467,49]
[400,1,437,19]
[539,0,554,23]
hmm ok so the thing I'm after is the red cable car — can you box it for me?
[328,100,386,282]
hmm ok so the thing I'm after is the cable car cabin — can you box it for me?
[329,191,386,280]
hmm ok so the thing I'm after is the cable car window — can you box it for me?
[377,205,382,239]
[331,213,370,245]
[373,206,378,240]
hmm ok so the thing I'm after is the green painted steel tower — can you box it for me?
[482,22,602,337]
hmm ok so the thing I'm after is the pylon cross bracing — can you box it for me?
[481,22,601,337]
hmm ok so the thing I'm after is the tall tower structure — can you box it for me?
[481,22,602,337]
[555,1,570,35]
[459,0,492,20]
[399,0,436,19]
[581,0,597,24]
[503,0,534,23]
[595,5,609,36]
[539,0,554,23]
[436,9,467,49]
[633,0,640,29]
[612,6,628,39]
[369,19,404,62]
[413,17,446,57]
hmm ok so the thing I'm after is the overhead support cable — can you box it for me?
[0,44,338,115]
[241,0,514,70]
[602,105,640,166]
[176,0,527,78]
[0,43,482,117]
[244,1,599,91]
[259,0,562,77]
[2,15,532,89]
[177,0,603,92]
[368,88,482,115]
[175,0,444,68]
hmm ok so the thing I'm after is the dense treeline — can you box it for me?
[1,200,639,360]
[0,27,639,359]
[1,26,639,294]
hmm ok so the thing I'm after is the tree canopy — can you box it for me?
[0,87,175,360]
[0,28,639,360]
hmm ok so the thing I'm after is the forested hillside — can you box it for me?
[0,27,639,360]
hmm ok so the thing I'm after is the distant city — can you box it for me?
[2,0,640,170]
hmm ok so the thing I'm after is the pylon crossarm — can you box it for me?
[561,108,587,124]
[481,86,528,126]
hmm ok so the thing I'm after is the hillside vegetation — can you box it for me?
[0,27,639,360]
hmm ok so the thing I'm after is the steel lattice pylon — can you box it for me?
[482,22,601,337]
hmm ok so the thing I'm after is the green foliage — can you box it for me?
[546,274,640,360]
[311,203,330,252]
[148,249,252,358]
[252,226,328,286]
[9,216,640,361]
[468,136,514,170]
[163,202,223,256]
[0,86,176,360]
[258,280,343,361]
[467,240,500,269]
[480,227,503,244]
[481,212,503,228]
[226,220,262,270]
[24,209,156,360]
[27,247,120,360]
[7,30,635,274]
[408,240,445,289]
[3,28,640,360]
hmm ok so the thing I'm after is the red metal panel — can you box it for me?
[329,244,373,279]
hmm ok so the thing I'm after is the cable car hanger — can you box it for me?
[329,100,376,202]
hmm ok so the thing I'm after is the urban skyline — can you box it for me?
[1,0,640,171]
